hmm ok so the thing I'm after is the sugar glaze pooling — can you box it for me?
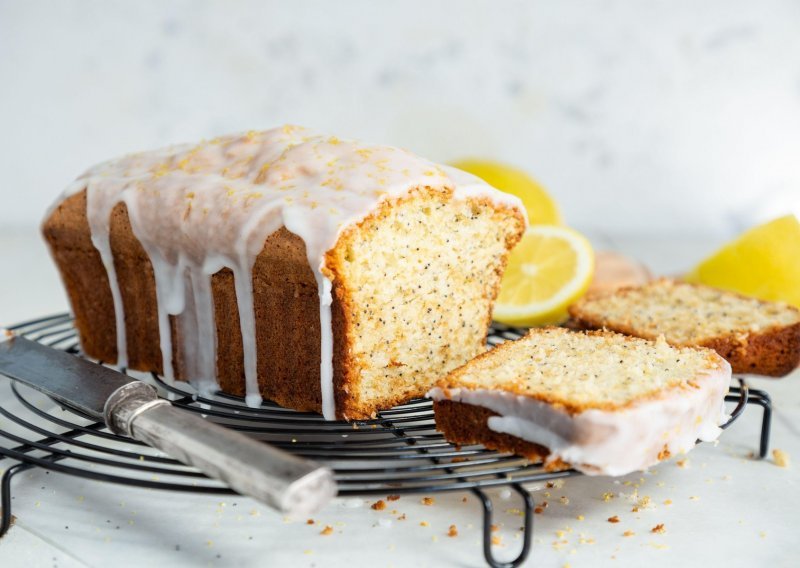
[51,125,522,419]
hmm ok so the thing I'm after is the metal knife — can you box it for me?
[0,329,337,515]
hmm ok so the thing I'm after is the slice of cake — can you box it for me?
[569,278,800,376]
[42,125,526,420]
[429,328,731,476]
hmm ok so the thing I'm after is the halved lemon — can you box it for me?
[494,225,595,326]
[451,159,562,225]
[685,214,800,307]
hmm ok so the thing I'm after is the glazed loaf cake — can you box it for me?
[429,328,731,475]
[43,126,526,420]
[569,279,800,377]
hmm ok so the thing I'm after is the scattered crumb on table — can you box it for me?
[773,449,790,468]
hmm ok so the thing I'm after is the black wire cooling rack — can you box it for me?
[0,314,773,568]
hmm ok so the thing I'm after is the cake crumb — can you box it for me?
[306,519,315,525]
[602,492,615,502]
[371,500,386,511]
[447,524,458,537]
[773,449,790,468]
[491,535,502,546]
[608,516,620,524]
[421,497,435,506]
[397,514,406,521]
[490,524,500,532]
[462,497,468,503]
[631,496,653,512]
[420,521,429,527]
[320,525,333,536]
[651,524,666,534]
[576,515,585,521]
[387,495,401,501]
[534,507,545,514]
[689,496,700,501]
[663,499,673,506]
[560,496,570,505]
[623,530,635,537]
[676,459,689,468]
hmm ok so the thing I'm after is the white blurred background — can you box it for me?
[1,0,799,319]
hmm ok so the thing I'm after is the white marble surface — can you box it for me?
[1,0,800,237]
[0,232,798,568]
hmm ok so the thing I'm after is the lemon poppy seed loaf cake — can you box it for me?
[569,279,800,377]
[429,328,731,475]
[42,125,526,420]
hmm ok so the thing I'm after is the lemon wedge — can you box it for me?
[494,225,595,326]
[451,159,562,225]
[686,214,800,307]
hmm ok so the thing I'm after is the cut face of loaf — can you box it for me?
[429,328,731,476]
[569,278,800,377]
[43,187,524,420]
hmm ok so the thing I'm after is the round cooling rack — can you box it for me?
[0,313,774,568]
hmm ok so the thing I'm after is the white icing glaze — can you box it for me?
[51,125,523,419]
[428,358,731,476]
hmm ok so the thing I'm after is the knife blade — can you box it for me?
[0,329,337,515]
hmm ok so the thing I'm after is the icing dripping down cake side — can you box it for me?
[42,125,526,420]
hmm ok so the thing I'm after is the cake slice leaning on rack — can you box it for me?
[429,328,731,475]
[42,125,526,420]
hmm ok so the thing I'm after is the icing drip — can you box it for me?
[85,180,132,369]
[428,358,731,476]
[53,125,523,419]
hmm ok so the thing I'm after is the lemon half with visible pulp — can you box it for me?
[494,225,595,326]
[686,214,800,307]
[451,159,561,225]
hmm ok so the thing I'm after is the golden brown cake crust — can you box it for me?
[43,187,524,420]
[43,190,341,414]
[433,399,549,463]
[568,280,800,377]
